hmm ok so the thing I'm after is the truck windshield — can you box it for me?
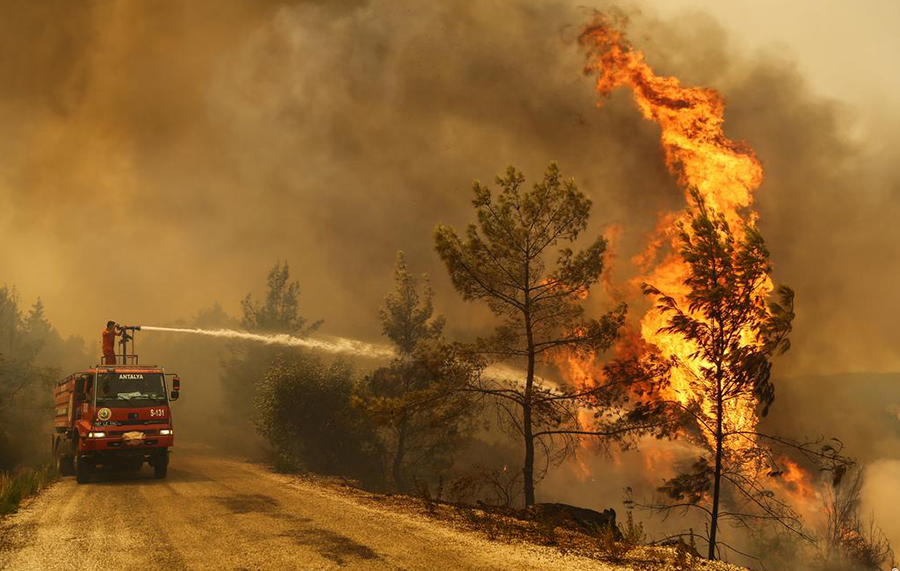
[96,372,167,408]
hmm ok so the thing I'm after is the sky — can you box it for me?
[0,0,898,375]
[644,0,900,114]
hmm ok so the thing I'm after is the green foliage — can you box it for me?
[434,163,625,356]
[355,343,475,492]
[254,354,382,484]
[223,262,321,427]
[0,287,87,470]
[433,162,626,506]
[241,261,322,335]
[379,252,444,355]
[354,252,472,492]
[0,463,58,515]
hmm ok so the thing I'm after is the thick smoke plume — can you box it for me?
[0,1,897,376]
[1,0,897,560]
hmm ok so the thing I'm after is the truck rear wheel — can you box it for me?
[54,436,74,476]
[56,453,74,477]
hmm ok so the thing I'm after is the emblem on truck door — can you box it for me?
[97,407,111,421]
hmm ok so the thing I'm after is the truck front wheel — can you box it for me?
[75,454,92,484]
[153,453,168,479]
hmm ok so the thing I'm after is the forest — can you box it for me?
[1,163,893,571]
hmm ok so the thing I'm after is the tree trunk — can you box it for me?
[523,309,536,507]
[393,414,408,493]
[708,374,724,560]
[523,399,535,506]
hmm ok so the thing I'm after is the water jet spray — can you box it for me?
[139,326,395,359]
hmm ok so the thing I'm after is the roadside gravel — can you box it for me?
[0,448,630,571]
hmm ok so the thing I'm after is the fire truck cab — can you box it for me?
[52,328,181,483]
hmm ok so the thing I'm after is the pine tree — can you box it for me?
[434,163,625,506]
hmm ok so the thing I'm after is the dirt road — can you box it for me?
[0,448,615,571]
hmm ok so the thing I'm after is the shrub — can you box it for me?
[0,463,58,516]
[596,511,645,562]
[254,354,383,485]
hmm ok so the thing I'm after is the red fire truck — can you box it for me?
[52,326,181,483]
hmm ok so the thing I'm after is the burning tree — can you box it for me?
[353,252,474,493]
[817,466,895,571]
[638,190,800,560]
[434,162,626,506]
[576,17,852,561]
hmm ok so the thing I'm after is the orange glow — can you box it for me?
[572,15,775,456]
[572,451,593,481]
[776,457,818,503]
[579,17,762,223]
[600,223,626,302]
[641,446,676,476]
[772,456,824,526]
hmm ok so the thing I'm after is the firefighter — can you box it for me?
[102,321,122,365]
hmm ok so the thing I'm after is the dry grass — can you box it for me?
[595,511,646,562]
[0,464,58,516]
[291,472,754,571]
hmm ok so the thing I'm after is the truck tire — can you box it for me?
[56,453,74,477]
[153,454,168,479]
[53,436,74,476]
[75,455,91,484]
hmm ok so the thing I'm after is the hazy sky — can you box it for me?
[644,0,900,113]
[1,0,897,374]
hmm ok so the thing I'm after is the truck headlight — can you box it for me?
[88,431,106,438]
[160,429,173,436]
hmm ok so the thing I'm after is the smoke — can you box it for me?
[0,0,895,378]
[140,326,394,359]
[1,0,898,563]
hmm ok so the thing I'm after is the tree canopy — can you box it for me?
[434,162,625,506]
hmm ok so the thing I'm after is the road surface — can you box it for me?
[0,448,614,571]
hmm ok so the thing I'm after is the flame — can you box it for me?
[549,17,818,520]
[576,15,772,455]
[579,16,762,222]
[775,457,818,503]
[771,456,825,527]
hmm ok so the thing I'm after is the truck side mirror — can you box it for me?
[170,375,180,401]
